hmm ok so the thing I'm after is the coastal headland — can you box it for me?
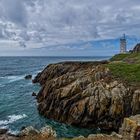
[32,45,140,139]
[1,45,140,140]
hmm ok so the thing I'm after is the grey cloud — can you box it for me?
[0,0,140,47]
[0,0,27,26]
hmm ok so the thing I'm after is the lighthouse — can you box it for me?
[120,34,127,54]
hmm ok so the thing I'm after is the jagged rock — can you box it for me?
[19,126,39,136]
[33,62,140,131]
[25,75,32,80]
[87,134,117,139]
[132,43,140,53]
[111,132,122,139]
[131,90,140,114]
[40,125,57,138]
[119,115,140,140]
[0,129,18,140]
[18,126,56,140]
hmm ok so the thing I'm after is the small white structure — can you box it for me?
[120,34,127,53]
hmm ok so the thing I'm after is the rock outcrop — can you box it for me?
[0,125,56,140]
[132,43,140,53]
[33,61,140,131]
[0,128,19,140]
[119,115,140,140]
[19,125,56,140]
[24,75,32,80]
[32,92,37,96]
[72,133,122,140]
[1,114,140,140]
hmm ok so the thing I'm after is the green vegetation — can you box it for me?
[107,62,140,83]
[107,53,140,85]
[110,53,140,63]
[110,53,131,61]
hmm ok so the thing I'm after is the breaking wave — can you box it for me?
[0,75,24,85]
[0,114,27,126]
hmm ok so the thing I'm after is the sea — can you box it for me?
[0,56,110,138]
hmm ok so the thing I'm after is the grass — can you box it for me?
[110,53,131,61]
[107,62,140,84]
[107,53,140,86]
[110,53,140,63]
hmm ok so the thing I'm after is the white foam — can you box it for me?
[0,120,8,126]
[7,76,24,83]
[0,75,24,85]
[0,114,27,126]
[32,70,41,78]
[8,114,27,122]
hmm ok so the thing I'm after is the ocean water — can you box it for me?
[0,56,110,138]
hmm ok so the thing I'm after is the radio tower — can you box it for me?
[120,34,127,53]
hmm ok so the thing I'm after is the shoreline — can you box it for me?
[1,53,140,139]
[32,53,140,139]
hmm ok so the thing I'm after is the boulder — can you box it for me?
[0,128,19,140]
[33,62,140,131]
[25,75,32,80]
[111,132,122,139]
[0,126,56,140]
[119,115,140,140]
[131,90,140,114]
[18,125,56,140]
[40,125,57,138]
[32,92,37,96]
[19,126,39,136]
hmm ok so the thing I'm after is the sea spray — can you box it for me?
[0,114,27,126]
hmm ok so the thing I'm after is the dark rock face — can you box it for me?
[132,43,140,53]
[33,61,140,131]
[25,75,32,80]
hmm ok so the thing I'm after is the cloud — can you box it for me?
[0,0,140,55]
[0,0,27,26]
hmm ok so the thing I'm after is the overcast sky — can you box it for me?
[0,0,140,56]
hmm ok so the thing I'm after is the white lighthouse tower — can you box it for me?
[120,34,127,54]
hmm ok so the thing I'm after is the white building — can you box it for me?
[120,34,127,54]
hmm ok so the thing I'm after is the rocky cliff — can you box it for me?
[33,61,140,131]
[2,115,140,140]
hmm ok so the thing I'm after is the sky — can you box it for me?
[0,0,140,56]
